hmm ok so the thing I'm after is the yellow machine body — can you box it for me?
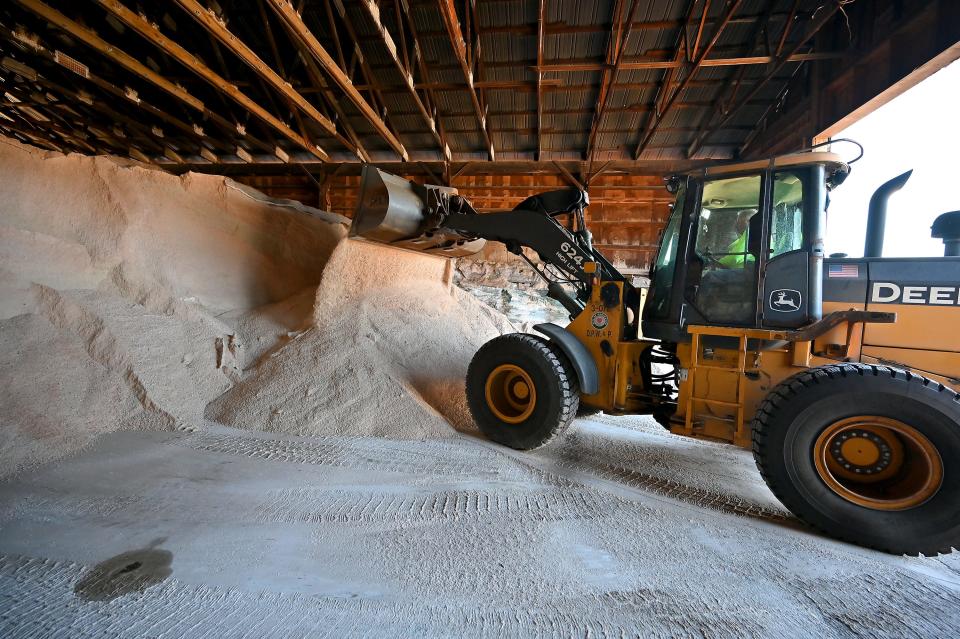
[569,279,960,449]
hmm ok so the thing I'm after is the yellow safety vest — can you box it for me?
[718,231,754,268]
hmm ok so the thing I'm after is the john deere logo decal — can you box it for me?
[591,311,609,329]
[769,288,801,312]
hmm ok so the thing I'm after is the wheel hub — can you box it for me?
[484,364,537,424]
[829,430,892,475]
[814,416,943,511]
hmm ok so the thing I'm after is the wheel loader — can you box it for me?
[350,153,960,555]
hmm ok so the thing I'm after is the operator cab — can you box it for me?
[643,152,850,342]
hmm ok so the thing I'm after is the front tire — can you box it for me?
[752,363,960,555]
[466,333,579,450]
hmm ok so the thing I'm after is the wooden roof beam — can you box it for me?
[17,68,175,157]
[539,51,836,72]
[255,1,364,157]
[535,0,545,161]
[296,48,372,163]
[775,0,803,57]
[0,24,236,158]
[435,0,494,160]
[633,0,743,159]
[13,0,316,161]
[552,161,584,190]
[264,0,408,161]
[686,1,841,158]
[686,2,770,158]
[654,1,702,119]
[357,0,448,159]
[586,0,643,161]
[163,0,341,160]
[397,0,452,160]
[326,0,408,157]
[409,12,796,38]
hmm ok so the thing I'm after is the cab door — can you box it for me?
[686,172,764,326]
[761,167,821,329]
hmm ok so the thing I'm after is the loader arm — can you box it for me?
[350,165,628,316]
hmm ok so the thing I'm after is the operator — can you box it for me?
[718,209,758,268]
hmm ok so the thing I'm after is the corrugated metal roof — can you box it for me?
[0,0,847,165]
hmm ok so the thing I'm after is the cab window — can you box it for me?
[770,171,804,257]
[692,174,762,325]
[647,183,685,319]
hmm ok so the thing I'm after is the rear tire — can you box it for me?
[752,363,960,555]
[466,333,579,450]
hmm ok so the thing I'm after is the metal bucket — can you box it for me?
[350,166,485,257]
[350,166,430,242]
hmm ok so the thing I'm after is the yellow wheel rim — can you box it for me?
[484,364,537,424]
[813,416,943,511]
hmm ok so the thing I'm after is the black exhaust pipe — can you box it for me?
[864,170,912,258]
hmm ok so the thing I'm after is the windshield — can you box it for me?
[647,183,686,320]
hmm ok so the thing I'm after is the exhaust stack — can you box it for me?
[931,211,960,257]
[863,170,912,258]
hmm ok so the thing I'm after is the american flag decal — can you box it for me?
[828,263,859,278]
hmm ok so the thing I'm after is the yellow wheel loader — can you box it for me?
[351,153,960,555]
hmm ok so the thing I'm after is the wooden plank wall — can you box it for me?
[233,172,672,273]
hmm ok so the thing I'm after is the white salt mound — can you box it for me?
[206,239,515,438]
[0,137,515,476]
[0,139,343,475]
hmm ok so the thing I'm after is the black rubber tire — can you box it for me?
[466,333,579,450]
[752,363,960,555]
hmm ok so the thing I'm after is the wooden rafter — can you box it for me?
[0,83,103,153]
[357,0,447,159]
[391,100,765,119]
[540,52,836,73]
[397,0,451,159]
[0,24,236,159]
[264,0,408,160]
[776,0,803,57]
[354,78,726,93]
[586,0,642,161]
[685,2,842,157]
[165,0,343,160]
[13,0,200,109]
[654,1,702,119]
[327,0,408,156]
[685,2,772,159]
[435,0,494,160]
[23,72,177,159]
[690,0,710,59]
[414,12,799,38]
[552,161,583,190]
[633,0,743,159]
[297,48,372,163]
[535,0,545,161]
[12,0,313,162]
[96,0,326,161]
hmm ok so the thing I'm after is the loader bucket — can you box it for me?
[350,166,429,243]
[350,165,486,257]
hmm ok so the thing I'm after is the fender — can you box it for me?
[532,323,599,395]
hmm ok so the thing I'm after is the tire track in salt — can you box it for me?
[0,554,666,638]
[168,432,530,479]
[254,486,622,525]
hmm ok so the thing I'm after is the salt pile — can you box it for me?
[0,137,510,477]
[206,239,514,438]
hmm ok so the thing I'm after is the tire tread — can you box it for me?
[751,362,958,556]
[466,333,579,450]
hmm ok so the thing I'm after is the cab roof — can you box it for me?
[691,151,850,178]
